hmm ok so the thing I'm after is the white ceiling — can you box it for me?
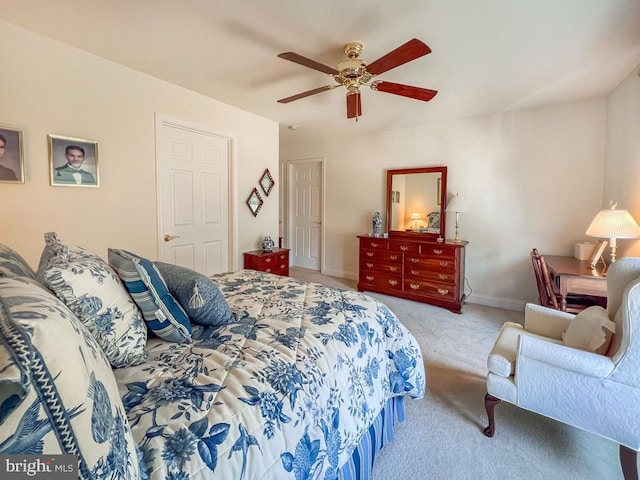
[3,0,640,141]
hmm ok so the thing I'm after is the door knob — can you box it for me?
[163,234,180,242]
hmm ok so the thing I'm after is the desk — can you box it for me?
[544,255,607,310]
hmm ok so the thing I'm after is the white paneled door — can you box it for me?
[289,159,322,270]
[156,118,230,275]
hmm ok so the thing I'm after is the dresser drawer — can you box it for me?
[405,266,455,285]
[405,255,456,273]
[361,249,403,263]
[359,272,403,291]
[360,259,402,275]
[389,241,420,254]
[404,278,456,300]
[420,244,457,258]
[360,238,389,250]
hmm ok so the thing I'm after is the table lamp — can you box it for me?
[585,201,640,264]
[411,212,421,229]
[446,193,469,243]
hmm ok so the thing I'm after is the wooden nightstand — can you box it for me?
[243,248,290,276]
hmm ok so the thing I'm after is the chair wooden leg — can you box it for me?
[483,393,501,437]
[620,445,638,480]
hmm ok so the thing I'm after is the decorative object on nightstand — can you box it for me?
[585,201,640,264]
[446,193,469,243]
[410,212,420,230]
[372,211,383,237]
[261,235,275,253]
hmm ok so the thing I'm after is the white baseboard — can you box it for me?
[465,293,526,312]
[322,267,358,281]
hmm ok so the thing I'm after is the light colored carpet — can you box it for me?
[289,267,628,480]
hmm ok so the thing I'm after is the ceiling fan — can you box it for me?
[276,38,437,120]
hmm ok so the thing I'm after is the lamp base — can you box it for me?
[453,214,462,243]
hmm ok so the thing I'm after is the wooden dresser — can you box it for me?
[243,248,290,276]
[357,235,467,313]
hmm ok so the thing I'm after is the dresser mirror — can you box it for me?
[386,166,447,239]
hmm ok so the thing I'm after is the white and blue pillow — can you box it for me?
[0,276,141,479]
[154,261,234,327]
[108,249,191,343]
[0,243,35,278]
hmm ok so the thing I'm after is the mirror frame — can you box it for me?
[386,166,448,240]
[247,187,264,217]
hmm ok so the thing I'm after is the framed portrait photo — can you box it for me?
[48,134,99,187]
[0,126,25,184]
[588,239,608,269]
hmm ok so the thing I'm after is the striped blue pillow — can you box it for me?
[108,249,191,343]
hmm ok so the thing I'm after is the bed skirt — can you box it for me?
[338,395,406,480]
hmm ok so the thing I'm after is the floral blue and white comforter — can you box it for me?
[113,270,425,480]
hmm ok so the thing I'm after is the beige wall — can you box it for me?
[0,21,280,269]
[604,64,640,259]
[281,98,608,310]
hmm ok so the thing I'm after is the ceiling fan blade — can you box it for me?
[277,52,339,75]
[346,91,362,119]
[366,38,432,76]
[371,81,437,102]
[277,85,335,103]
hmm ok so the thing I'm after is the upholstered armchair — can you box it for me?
[483,257,640,480]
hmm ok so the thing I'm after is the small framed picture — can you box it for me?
[0,126,24,184]
[589,239,608,269]
[48,134,99,187]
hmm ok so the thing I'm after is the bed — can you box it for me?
[113,269,426,480]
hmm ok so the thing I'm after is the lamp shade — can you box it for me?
[585,203,640,239]
[410,212,421,220]
[446,193,469,213]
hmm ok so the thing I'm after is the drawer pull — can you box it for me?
[409,283,420,290]
[279,255,286,259]
[433,249,443,255]
[389,266,399,272]
[265,268,272,273]
[265,258,272,263]
[390,255,398,260]
[366,263,374,268]
[439,274,448,280]
[371,242,379,248]
[439,261,449,267]
[411,269,420,275]
[280,264,286,269]
[388,279,398,286]
[400,246,408,251]
[366,252,374,257]
[437,288,449,295]
[411,258,419,264]
[366,275,374,281]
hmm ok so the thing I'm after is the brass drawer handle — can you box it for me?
[280,264,286,269]
[433,249,443,255]
[411,269,420,275]
[390,255,398,260]
[439,274,448,280]
[439,261,449,267]
[388,279,398,286]
[265,258,272,263]
[366,252,374,257]
[366,275,374,281]
[279,255,286,259]
[409,283,420,290]
[366,263,374,268]
[400,246,408,251]
[371,242,379,247]
[266,268,272,273]
[389,266,399,272]
[438,288,449,295]
[411,258,419,264]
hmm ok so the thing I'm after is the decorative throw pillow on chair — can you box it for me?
[562,306,615,354]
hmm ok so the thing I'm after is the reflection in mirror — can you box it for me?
[247,187,264,217]
[260,168,275,196]
[386,166,447,239]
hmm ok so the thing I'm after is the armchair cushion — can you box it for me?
[562,306,615,354]
[487,322,561,377]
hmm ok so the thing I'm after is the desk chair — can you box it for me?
[483,257,640,480]
[531,248,605,314]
